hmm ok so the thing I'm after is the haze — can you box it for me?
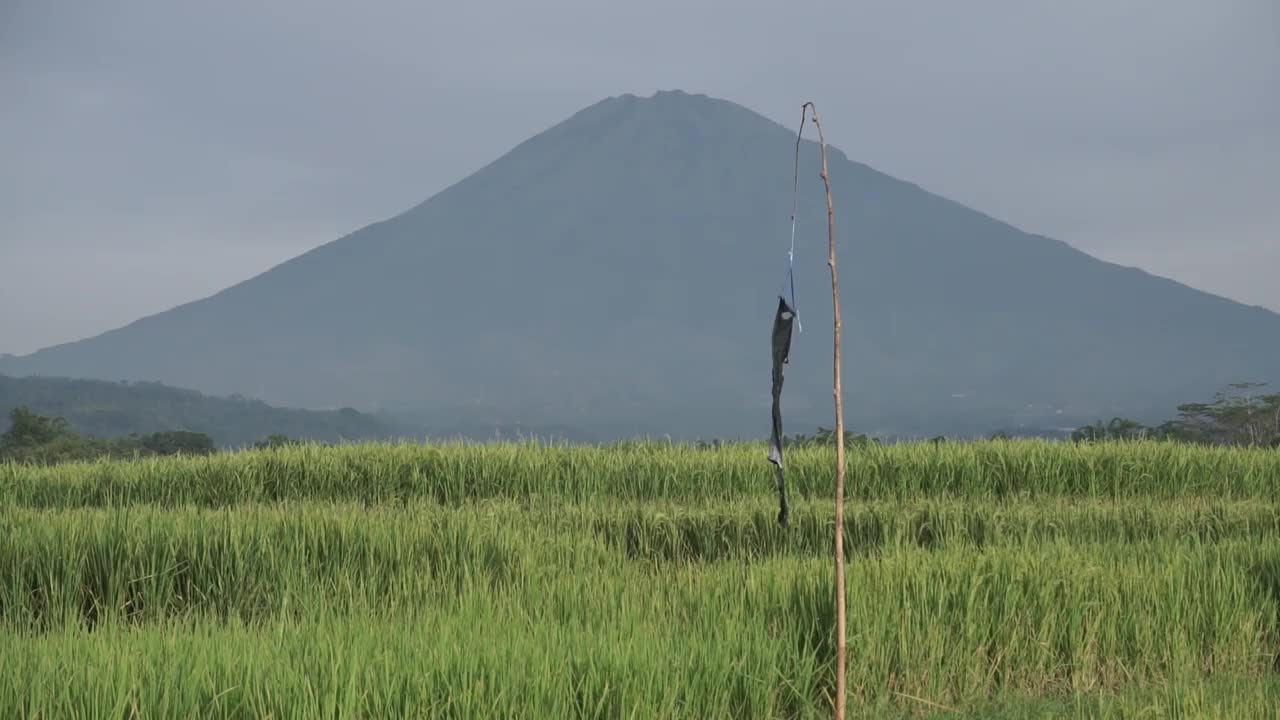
[2,0,1277,356]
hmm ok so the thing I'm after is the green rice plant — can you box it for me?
[2,539,1278,717]
[1,439,1277,509]
[589,497,1280,563]
[3,440,1280,717]
[0,502,535,630]
[4,497,1280,715]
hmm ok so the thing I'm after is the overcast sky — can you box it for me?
[3,0,1277,355]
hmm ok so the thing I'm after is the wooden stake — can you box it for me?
[804,101,846,720]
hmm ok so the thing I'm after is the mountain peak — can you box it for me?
[552,88,793,144]
[614,88,711,102]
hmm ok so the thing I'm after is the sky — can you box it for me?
[2,0,1277,356]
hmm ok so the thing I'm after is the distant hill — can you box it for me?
[0,374,402,448]
[4,89,1278,439]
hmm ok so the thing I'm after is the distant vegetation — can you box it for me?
[0,405,348,465]
[0,374,402,450]
[769,382,1280,450]
[1069,382,1280,447]
[0,406,215,464]
[3,380,1275,466]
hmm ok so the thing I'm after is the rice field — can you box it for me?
[2,439,1279,718]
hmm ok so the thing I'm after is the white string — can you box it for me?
[788,216,801,333]
[786,104,810,334]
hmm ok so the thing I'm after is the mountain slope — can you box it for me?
[0,374,402,448]
[5,90,1278,438]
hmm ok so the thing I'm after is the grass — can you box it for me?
[3,438,1278,509]
[2,439,1279,717]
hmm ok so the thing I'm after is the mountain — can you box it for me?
[4,89,1278,439]
[0,374,403,448]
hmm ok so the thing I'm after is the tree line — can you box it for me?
[4,383,1277,465]
[1070,382,1280,447]
[0,407,303,465]
[0,374,397,449]
[766,382,1280,449]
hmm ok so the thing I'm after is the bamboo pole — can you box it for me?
[804,101,846,720]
